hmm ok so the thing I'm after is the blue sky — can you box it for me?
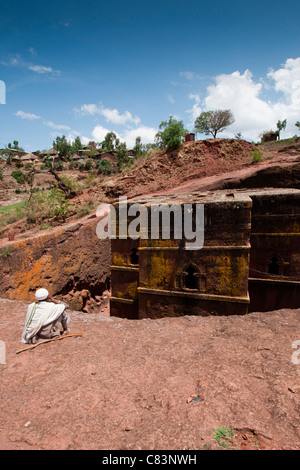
[1,0,300,151]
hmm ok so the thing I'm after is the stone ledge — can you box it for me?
[137,287,250,304]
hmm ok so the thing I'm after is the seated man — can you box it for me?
[21,288,70,344]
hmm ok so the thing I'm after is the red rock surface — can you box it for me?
[0,298,299,450]
[0,214,111,306]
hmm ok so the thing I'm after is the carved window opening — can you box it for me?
[130,248,139,265]
[268,256,280,275]
[177,264,200,291]
[184,265,198,289]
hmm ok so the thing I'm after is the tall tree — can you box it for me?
[276,119,287,140]
[72,136,83,153]
[102,132,118,152]
[133,136,142,157]
[53,135,73,159]
[7,140,24,151]
[194,109,235,138]
[116,141,129,170]
[155,116,188,150]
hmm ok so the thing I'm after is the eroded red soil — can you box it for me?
[0,299,299,450]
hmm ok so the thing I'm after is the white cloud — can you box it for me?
[121,126,157,148]
[81,136,90,145]
[185,93,202,127]
[43,120,71,131]
[2,55,60,76]
[15,109,89,146]
[167,94,175,104]
[180,71,197,80]
[76,102,141,126]
[28,65,60,74]
[92,125,120,143]
[200,59,300,140]
[91,124,157,148]
[28,47,37,56]
[100,106,140,126]
[10,57,19,66]
[78,103,99,115]
[15,110,41,120]
[64,133,79,144]
[267,58,300,95]
[1,56,21,67]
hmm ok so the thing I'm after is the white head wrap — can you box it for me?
[35,288,49,301]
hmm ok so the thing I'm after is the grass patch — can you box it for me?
[39,222,51,230]
[0,201,27,231]
[0,245,12,258]
[0,200,27,215]
[213,426,235,449]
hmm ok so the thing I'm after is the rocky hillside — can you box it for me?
[101,139,262,199]
[106,138,300,199]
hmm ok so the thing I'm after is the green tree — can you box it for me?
[194,109,235,138]
[276,119,287,139]
[133,136,143,157]
[71,136,83,154]
[295,121,300,132]
[52,135,72,159]
[8,140,24,151]
[102,132,118,152]
[155,116,188,150]
[116,141,129,170]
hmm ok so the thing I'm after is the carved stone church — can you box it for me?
[110,188,300,319]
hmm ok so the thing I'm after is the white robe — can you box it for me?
[21,301,66,343]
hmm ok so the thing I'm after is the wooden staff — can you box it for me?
[16,334,83,354]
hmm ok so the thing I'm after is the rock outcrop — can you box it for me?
[0,214,111,309]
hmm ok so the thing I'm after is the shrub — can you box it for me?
[84,159,93,171]
[59,175,80,193]
[74,204,93,219]
[96,159,113,175]
[53,160,63,171]
[0,246,11,258]
[27,188,69,222]
[251,150,262,164]
[11,170,25,184]
[43,157,52,168]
